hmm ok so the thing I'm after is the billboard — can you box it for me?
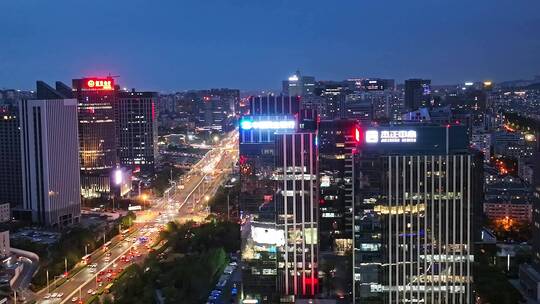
[365,130,417,144]
[360,125,469,154]
[251,226,285,246]
[240,118,295,130]
[81,77,114,91]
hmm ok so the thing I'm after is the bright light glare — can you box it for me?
[288,75,299,82]
[240,119,295,130]
[114,169,123,185]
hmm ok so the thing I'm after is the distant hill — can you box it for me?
[524,82,540,90]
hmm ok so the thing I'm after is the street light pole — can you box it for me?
[227,192,230,222]
[46,269,49,294]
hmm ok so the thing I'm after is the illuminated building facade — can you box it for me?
[275,128,319,300]
[194,89,239,131]
[484,177,534,223]
[117,90,158,173]
[19,81,81,226]
[0,105,23,210]
[72,77,118,198]
[240,95,300,303]
[313,81,351,120]
[282,70,316,97]
[345,100,373,124]
[360,79,396,92]
[353,124,477,304]
[318,119,360,255]
[240,95,319,302]
[405,79,431,111]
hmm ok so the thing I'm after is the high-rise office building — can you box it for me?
[360,79,396,91]
[240,95,300,303]
[319,119,360,254]
[443,87,487,126]
[275,128,319,300]
[405,79,432,111]
[0,89,34,107]
[194,89,239,131]
[72,77,118,198]
[353,124,476,304]
[239,95,319,303]
[345,100,374,124]
[283,70,316,97]
[198,95,229,130]
[19,81,81,226]
[0,105,23,211]
[313,81,351,120]
[117,90,158,173]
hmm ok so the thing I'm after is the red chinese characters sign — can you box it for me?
[81,77,114,90]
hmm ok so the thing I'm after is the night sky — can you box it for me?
[1,0,539,91]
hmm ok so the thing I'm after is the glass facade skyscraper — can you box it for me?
[73,77,118,198]
[117,90,158,173]
[240,95,319,303]
[353,124,477,304]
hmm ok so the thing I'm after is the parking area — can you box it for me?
[206,256,241,304]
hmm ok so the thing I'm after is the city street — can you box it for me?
[34,131,238,304]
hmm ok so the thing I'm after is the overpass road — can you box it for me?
[33,131,238,304]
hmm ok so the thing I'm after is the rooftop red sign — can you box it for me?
[81,77,114,90]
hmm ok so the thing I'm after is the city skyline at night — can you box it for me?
[1,1,540,304]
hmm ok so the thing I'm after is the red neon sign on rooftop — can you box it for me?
[81,77,114,91]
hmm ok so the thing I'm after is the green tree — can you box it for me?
[120,211,137,228]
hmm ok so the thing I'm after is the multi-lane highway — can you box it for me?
[34,131,238,304]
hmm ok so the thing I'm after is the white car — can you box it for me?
[51,293,58,298]
[43,294,51,299]
[71,297,78,302]
[57,292,64,298]
[87,288,94,294]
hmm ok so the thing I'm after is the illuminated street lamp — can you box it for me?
[141,193,148,211]
[112,168,123,212]
[114,169,123,185]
